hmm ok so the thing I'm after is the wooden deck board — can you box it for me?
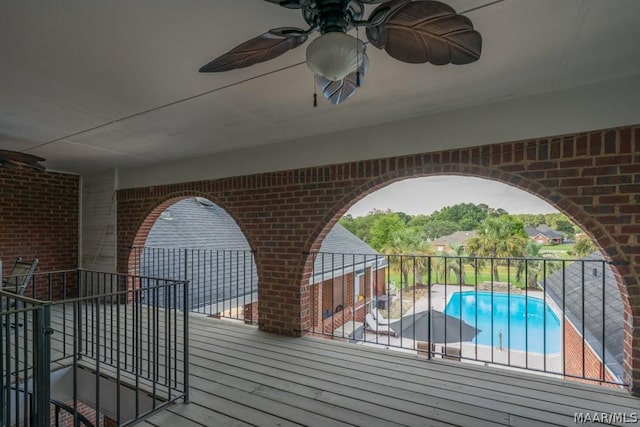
[181,316,639,426]
[195,317,638,406]
[186,334,511,426]
[183,318,634,421]
[200,318,634,404]
[38,305,640,426]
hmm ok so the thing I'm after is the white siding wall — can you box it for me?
[81,170,117,273]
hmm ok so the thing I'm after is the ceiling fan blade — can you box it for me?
[367,0,481,65]
[365,0,411,47]
[199,27,308,73]
[0,149,46,171]
[264,0,303,8]
[316,53,369,105]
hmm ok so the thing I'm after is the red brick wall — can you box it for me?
[0,168,79,299]
[116,124,640,390]
[243,302,259,324]
[51,400,104,427]
[321,301,369,333]
[564,319,619,387]
[320,272,355,314]
[375,268,387,296]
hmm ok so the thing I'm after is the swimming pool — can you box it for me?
[445,291,561,354]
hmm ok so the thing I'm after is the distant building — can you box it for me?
[525,225,564,245]
[431,231,477,253]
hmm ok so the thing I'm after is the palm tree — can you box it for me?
[381,227,430,288]
[436,245,468,285]
[466,216,528,281]
[574,234,596,257]
[516,240,561,288]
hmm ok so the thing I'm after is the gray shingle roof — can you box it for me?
[543,252,623,381]
[146,197,251,251]
[537,224,565,239]
[526,225,564,240]
[525,226,539,238]
[431,231,477,247]
[140,198,383,308]
[140,198,256,311]
[312,224,386,283]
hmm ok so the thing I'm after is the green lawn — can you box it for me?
[544,243,574,251]
[539,243,575,258]
[385,266,528,289]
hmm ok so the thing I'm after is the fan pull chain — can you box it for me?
[356,27,361,87]
[313,76,318,107]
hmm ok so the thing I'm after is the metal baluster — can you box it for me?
[601,260,606,383]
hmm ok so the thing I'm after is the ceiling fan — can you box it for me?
[199,0,482,105]
[0,149,46,171]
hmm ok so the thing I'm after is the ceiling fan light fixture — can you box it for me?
[306,32,365,81]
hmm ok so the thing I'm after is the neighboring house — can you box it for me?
[310,224,388,332]
[141,197,258,316]
[525,225,564,245]
[142,197,387,327]
[431,231,477,253]
[544,252,623,385]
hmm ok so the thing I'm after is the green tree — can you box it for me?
[554,219,576,237]
[466,216,528,281]
[381,227,430,287]
[369,213,405,251]
[432,203,494,230]
[407,214,431,228]
[340,209,389,243]
[516,240,561,288]
[423,219,458,240]
[436,244,469,285]
[574,234,596,257]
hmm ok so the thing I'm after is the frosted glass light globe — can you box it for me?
[306,32,365,81]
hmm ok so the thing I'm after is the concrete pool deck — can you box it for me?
[333,284,565,378]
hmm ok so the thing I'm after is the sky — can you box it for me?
[346,176,560,217]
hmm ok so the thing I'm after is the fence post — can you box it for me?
[183,248,189,312]
[32,304,52,427]
[183,278,190,403]
[77,270,83,356]
[427,256,432,360]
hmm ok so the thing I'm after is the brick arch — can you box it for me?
[117,124,640,391]
[300,134,638,390]
[124,191,256,277]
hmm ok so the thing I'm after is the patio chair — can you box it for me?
[417,341,437,358]
[371,305,398,326]
[442,345,462,361]
[1,257,38,303]
[1,258,37,329]
[365,313,396,336]
[386,282,398,296]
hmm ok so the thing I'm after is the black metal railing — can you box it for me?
[51,398,94,427]
[305,251,625,387]
[0,269,190,427]
[131,247,258,323]
[0,292,51,426]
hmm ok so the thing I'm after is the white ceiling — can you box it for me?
[1,0,640,177]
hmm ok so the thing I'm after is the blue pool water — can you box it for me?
[445,291,561,354]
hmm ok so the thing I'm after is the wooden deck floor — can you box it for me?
[131,313,639,427]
